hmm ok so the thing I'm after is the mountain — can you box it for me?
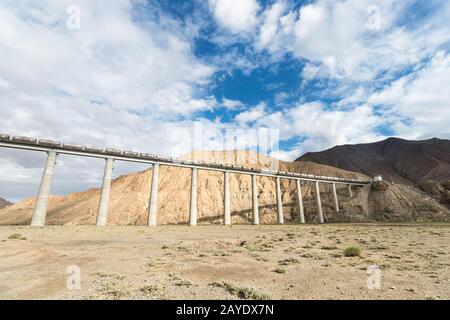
[0,197,12,209]
[296,137,450,184]
[0,150,448,225]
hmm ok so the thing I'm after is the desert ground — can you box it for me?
[0,223,449,300]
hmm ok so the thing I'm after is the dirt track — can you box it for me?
[0,224,449,300]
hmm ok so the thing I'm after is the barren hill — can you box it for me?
[0,151,450,225]
[0,197,12,209]
[0,150,449,225]
[296,137,450,184]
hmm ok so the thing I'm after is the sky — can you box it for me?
[0,0,449,201]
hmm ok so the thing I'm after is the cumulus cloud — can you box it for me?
[254,0,425,81]
[287,102,384,152]
[221,97,245,109]
[208,0,260,33]
[368,52,450,140]
[242,0,450,156]
[230,100,385,161]
[0,0,218,200]
[235,102,266,124]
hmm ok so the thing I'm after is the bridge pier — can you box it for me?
[348,185,353,198]
[96,158,114,226]
[31,150,57,227]
[276,177,284,224]
[224,171,231,225]
[332,182,339,213]
[147,163,160,226]
[315,181,324,224]
[189,167,198,226]
[296,179,305,224]
[252,174,259,225]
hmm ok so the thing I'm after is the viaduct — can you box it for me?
[0,134,372,227]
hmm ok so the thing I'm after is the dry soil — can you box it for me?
[0,224,449,300]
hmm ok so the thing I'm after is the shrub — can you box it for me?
[272,268,287,274]
[209,281,270,300]
[8,233,26,240]
[343,246,361,257]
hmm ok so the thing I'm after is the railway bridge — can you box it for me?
[0,134,372,226]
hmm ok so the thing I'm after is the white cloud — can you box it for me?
[221,97,245,109]
[235,102,266,124]
[209,0,260,33]
[0,0,215,115]
[251,0,450,84]
[247,0,450,149]
[288,102,384,152]
[0,0,219,200]
[240,101,385,155]
[256,0,289,50]
[368,52,450,139]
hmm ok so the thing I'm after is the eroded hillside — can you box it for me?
[0,151,448,225]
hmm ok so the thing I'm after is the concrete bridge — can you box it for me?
[0,134,372,227]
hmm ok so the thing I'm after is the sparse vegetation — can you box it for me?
[343,246,361,257]
[278,258,299,266]
[321,245,338,250]
[209,281,270,300]
[140,285,160,295]
[174,280,193,287]
[0,224,448,300]
[273,267,287,274]
[8,233,26,240]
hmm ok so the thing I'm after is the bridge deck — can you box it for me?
[0,139,371,185]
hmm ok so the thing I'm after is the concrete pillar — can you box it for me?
[189,167,198,226]
[348,185,353,198]
[252,174,259,225]
[31,150,57,227]
[315,181,324,224]
[96,158,114,226]
[147,163,160,226]
[296,180,305,224]
[224,171,231,225]
[332,182,340,213]
[276,177,284,224]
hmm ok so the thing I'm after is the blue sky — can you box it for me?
[0,0,449,200]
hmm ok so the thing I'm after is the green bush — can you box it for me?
[343,246,361,257]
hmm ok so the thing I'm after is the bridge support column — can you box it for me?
[276,177,284,224]
[189,167,198,226]
[315,181,324,224]
[31,150,57,227]
[296,180,305,224]
[224,171,231,225]
[96,158,114,226]
[252,174,259,225]
[348,185,353,198]
[147,163,160,226]
[332,182,339,213]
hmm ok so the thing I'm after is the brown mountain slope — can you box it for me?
[296,137,450,184]
[0,151,448,225]
[0,197,12,209]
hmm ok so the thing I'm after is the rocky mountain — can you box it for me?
[297,137,450,184]
[0,197,12,209]
[0,150,448,225]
